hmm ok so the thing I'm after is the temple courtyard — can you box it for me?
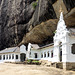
[0,63,75,75]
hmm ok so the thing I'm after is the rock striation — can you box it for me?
[0,0,75,50]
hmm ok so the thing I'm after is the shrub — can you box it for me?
[32,2,37,9]
[27,60,40,65]
[53,30,56,34]
[27,59,32,63]
[32,60,39,63]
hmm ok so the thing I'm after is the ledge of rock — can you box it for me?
[21,8,75,45]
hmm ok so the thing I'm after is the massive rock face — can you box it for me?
[21,8,75,45]
[28,0,57,29]
[0,0,75,50]
[63,0,75,11]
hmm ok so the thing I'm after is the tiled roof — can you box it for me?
[37,43,54,50]
[0,47,20,54]
[31,44,40,49]
[31,43,54,50]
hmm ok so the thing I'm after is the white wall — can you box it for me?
[40,47,54,62]
[0,53,20,63]
[29,46,54,62]
[29,49,41,60]
[53,30,75,63]
[20,45,26,54]
[53,34,67,62]
[66,36,75,62]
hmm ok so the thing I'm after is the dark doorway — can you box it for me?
[20,53,26,62]
[59,42,62,62]
[60,50,62,62]
[35,53,37,58]
[72,44,75,54]
[51,51,53,58]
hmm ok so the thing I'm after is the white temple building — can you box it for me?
[0,45,27,63]
[0,12,75,70]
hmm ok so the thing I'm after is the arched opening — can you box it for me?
[59,42,62,62]
[47,51,50,57]
[34,53,38,58]
[51,50,53,58]
[72,44,75,54]
[44,52,46,58]
[20,53,26,62]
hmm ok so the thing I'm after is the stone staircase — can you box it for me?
[39,60,63,69]
[39,60,52,67]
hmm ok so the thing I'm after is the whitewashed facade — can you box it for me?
[28,12,75,63]
[0,45,27,63]
[27,12,75,70]
[53,12,75,63]
[28,44,54,61]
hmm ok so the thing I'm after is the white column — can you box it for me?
[14,54,16,61]
[27,51,30,59]
[11,54,12,60]
[49,51,51,58]
[57,46,60,62]
[62,43,71,62]
[46,52,47,58]
[55,46,60,62]
[2,55,3,60]
[5,55,6,60]
[0,55,2,60]
[8,54,9,60]
[18,54,20,61]
[43,52,44,58]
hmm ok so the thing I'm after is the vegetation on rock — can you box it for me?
[32,2,37,9]
[32,0,38,9]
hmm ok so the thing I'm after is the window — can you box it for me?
[44,52,46,58]
[72,44,75,54]
[0,55,2,60]
[3,55,5,60]
[59,42,62,62]
[41,53,43,58]
[16,55,18,59]
[12,54,14,59]
[9,55,11,59]
[34,53,37,58]
[6,55,8,59]
[51,51,53,58]
[47,51,50,57]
